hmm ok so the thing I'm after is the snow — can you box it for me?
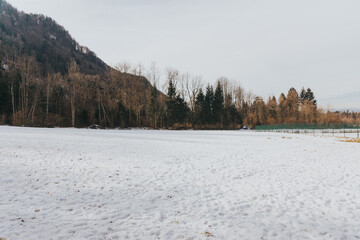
[264,128,360,139]
[1,126,360,239]
[48,33,56,40]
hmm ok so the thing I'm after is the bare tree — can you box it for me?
[245,91,255,118]
[45,73,51,122]
[10,72,16,125]
[114,61,133,74]
[164,68,179,93]
[18,56,39,126]
[217,76,231,105]
[234,85,245,110]
[178,73,189,100]
[146,62,162,128]
[185,75,203,112]
[147,62,161,87]
[27,76,41,125]
[68,60,80,127]
[132,63,145,77]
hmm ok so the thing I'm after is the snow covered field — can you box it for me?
[1,126,360,240]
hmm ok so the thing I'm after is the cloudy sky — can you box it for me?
[7,0,360,109]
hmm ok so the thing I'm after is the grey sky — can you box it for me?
[7,0,360,109]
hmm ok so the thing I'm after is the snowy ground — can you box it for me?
[259,129,360,139]
[1,126,360,240]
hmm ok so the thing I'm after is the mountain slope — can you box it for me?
[0,0,161,128]
[0,0,107,75]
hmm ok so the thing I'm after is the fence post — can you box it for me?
[344,124,346,138]
[357,124,359,138]
[313,125,315,135]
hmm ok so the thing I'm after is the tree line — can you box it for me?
[160,69,360,129]
[0,56,359,129]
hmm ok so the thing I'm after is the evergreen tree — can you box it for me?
[194,88,205,125]
[300,87,317,106]
[300,87,306,104]
[300,88,317,123]
[167,79,176,99]
[213,81,224,124]
[174,95,189,124]
[166,79,177,126]
[165,78,189,127]
[305,88,317,105]
[204,85,214,124]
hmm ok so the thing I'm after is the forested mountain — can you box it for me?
[0,0,107,75]
[0,0,154,128]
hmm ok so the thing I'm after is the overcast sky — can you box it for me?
[7,0,360,109]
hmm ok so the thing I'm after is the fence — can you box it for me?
[255,123,360,138]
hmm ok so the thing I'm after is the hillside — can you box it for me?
[0,0,159,128]
[0,0,108,75]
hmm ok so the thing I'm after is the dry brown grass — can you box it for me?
[340,138,360,143]
[202,231,215,238]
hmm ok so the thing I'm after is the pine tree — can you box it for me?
[194,88,205,125]
[300,87,306,104]
[165,78,189,127]
[204,85,214,124]
[166,79,177,126]
[305,88,317,105]
[213,81,224,124]
[300,88,317,123]
[174,95,189,124]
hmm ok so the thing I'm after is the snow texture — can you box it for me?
[1,126,360,240]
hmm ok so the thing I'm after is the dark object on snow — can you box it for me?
[242,126,252,130]
[89,124,100,129]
